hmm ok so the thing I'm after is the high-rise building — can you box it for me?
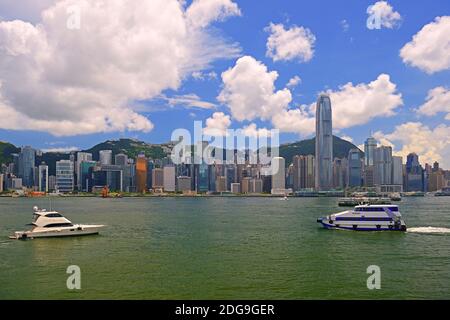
[405,153,424,192]
[231,183,241,194]
[38,163,49,192]
[18,146,35,188]
[92,165,123,191]
[333,158,347,189]
[196,163,209,192]
[215,176,227,192]
[48,175,56,192]
[163,166,176,192]
[374,146,393,186]
[56,160,74,193]
[0,173,3,193]
[152,168,164,190]
[347,149,362,188]
[177,176,192,192]
[364,137,377,166]
[392,156,403,187]
[115,153,128,166]
[79,160,96,192]
[315,94,333,191]
[99,150,113,165]
[136,155,148,193]
[76,152,92,189]
[293,155,315,190]
[271,156,285,194]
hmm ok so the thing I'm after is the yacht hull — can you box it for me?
[11,225,104,240]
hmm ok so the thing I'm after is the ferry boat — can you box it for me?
[317,204,407,231]
[10,206,105,240]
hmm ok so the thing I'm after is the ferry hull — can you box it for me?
[317,218,407,232]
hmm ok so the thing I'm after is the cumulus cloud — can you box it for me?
[286,75,302,88]
[417,86,450,120]
[366,1,402,29]
[186,0,241,29]
[203,112,231,136]
[218,56,292,121]
[340,135,354,143]
[265,22,315,63]
[240,123,272,138]
[400,16,450,74]
[0,0,240,136]
[374,122,450,168]
[41,146,80,153]
[218,56,403,137]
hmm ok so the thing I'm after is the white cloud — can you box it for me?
[203,112,231,136]
[400,16,450,74]
[186,0,241,29]
[218,56,292,122]
[218,56,402,137]
[417,86,450,120]
[287,75,302,88]
[366,1,402,29]
[41,146,80,153]
[165,94,217,109]
[191,71,218,81]
[240,123,272,138]
[0,0,240,136]
[341,19,350,32]
[340,135,353,143]
[374,122,450,168]
[327,74,403,129]
[265,22,315,63]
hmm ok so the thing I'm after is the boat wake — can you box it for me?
[407,227,450,234]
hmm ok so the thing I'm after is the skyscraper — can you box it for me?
[56,160,74,193]
[38,163,49,192]
[163,165,176,192]
[364,137,377,166]
[374,146,393,186]
[405,153,424,191]
[271,156,285,194]
[76,152,92,189]
[347,149,362,187]
[315,94,333,191]
[18,146,35,188]
[136,155,148,193]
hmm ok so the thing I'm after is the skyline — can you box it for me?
[0,0,449,168]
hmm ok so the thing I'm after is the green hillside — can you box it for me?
[280,135,363,166]
[0,141,20,165]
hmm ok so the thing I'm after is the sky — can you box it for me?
[0,0,449,167]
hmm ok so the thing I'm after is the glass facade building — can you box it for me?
[315,94,333,191]
[56,160,74,193]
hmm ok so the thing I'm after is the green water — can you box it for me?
[0,196,449,299]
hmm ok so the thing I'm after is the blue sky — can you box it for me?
[0,0,449,165]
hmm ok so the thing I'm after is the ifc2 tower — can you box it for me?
[315,94,333,191]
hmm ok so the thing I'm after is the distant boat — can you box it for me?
[317,204,407,231]
[10,206,105,240]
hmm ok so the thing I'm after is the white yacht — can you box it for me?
[10,206,105,240]
[317,204,407,231]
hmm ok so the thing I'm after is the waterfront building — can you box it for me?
[405,153,424,192]
[0,173,3,192]
[271,156,286,194]
[347,149,362,188]
[392,156,403,187]
[315,94,333,191]
[92,165,123,192]
[177,176,192,192]
[429,170,445,191]
[12,177,22,190]
[374,146,393,186]
[364,137,377,166]
[147,160,154,191]
[241,177,252,193]
[196,163,209,193]
[231,183,240,194]
[38,163,49,192]
[18,146,35,188]
[136,155,148,193]
[225,165,236,191]
[79,160,96,192]
[56,160,74,193]
[152,168,164,190]
[99,150,113,165]
[333,158,347,189]
[163,165,176,192]
[252,178,263,193]
[76,152,92,189]
[364,166,375,187]
[215,176,227,192]
[48,175,56,192]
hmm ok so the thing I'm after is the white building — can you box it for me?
[163,166,176,192]
[56,160,74,193]
[99,150,113,166]
[271,157,286,195]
